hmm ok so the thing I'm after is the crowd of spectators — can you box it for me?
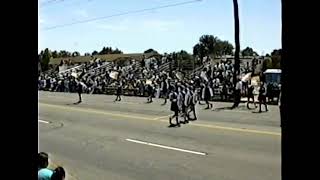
[38,55,279,102]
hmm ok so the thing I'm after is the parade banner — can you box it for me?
[109,71,119,80]
[175,72,184,80]
[200,71,208,82]
[241,72,252,82]
[146,80,152,85]
[71,72,78,78]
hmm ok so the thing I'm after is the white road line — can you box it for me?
[39,120,50,124]
[126,138,207,156]
[153,115,169,120]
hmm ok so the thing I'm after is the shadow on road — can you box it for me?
[65,102,81,106]
[252,111,268,114]
[167,124,181,128]
[214,106,233,111]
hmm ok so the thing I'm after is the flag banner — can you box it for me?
[109,71,119,80]
[241,72,252,82]
[146,80,152,85]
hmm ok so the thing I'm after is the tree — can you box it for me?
[51,50,58,58]
[241,47,258,57]
[176,50,193,70]
[217,40,234,56]
[72,51,80,57]
[232,0,241,107]
[199,35,219,56]
[271,49,281,56]
[144,49,158,54]
[92,51,98,55]
[84,52,91,56]
[99,46,123,55]
[113,48,123,54]
[193,35,234,59]
[58,50,71,58]
[271,49,281,69]
[193,43,206,60]
[40,48,51,71]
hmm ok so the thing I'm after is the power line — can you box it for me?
[41,0,64,6]
[41,0,88,8]
[42,0,202,31]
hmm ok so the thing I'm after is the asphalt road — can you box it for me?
[39,91,281,180]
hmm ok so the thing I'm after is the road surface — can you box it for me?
[39,91,281,180]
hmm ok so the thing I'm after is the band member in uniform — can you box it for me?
[169,86,180,127]
[178,85,188,124]
[147,83,154,103]
[75,78,86,104]
[247,84,257,109]
[114,81,122,102]
[258,81,268,112]
[187,86,197,120]
[202,83,213,109]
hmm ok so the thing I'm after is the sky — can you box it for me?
[39,0,281,55]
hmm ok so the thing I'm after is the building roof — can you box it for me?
[49,52,160,65]
[264,69,281,73]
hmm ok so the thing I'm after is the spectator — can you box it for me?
[51,166,66,180]
[258,81,268,113]
[38,152,53,180]
[247,84,257,109]
[231,78,242,109]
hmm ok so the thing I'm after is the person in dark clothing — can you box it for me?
[247,84,257,109]
[147,84,154,103]
[206,67,212,79]
[186,86,197,121]
[221,83,228,101]
[178,85,188,124]
[51,166,66,180]
[169,86,180,127]
[114,81,122,102]
[198,84,205,105]
[141,58,145,68]
[75,78,86,103]
[258,81,268,112]
[231,78,242,109]
[161,78,169,105]
[203,83,213,109]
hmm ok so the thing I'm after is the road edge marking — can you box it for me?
[39,120,50,124]
[126,138,207,156]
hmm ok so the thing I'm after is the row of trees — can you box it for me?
[262,49,281,70]
[192,35,259,59]
[193,35,234,59]
[39,46,124,71]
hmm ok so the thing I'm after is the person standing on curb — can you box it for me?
[114,81,122,102]
[38,152,53,180]
[51,166,66,180]
[75,78,86,104]
[231,78,242,109]
[258,81,268,113]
